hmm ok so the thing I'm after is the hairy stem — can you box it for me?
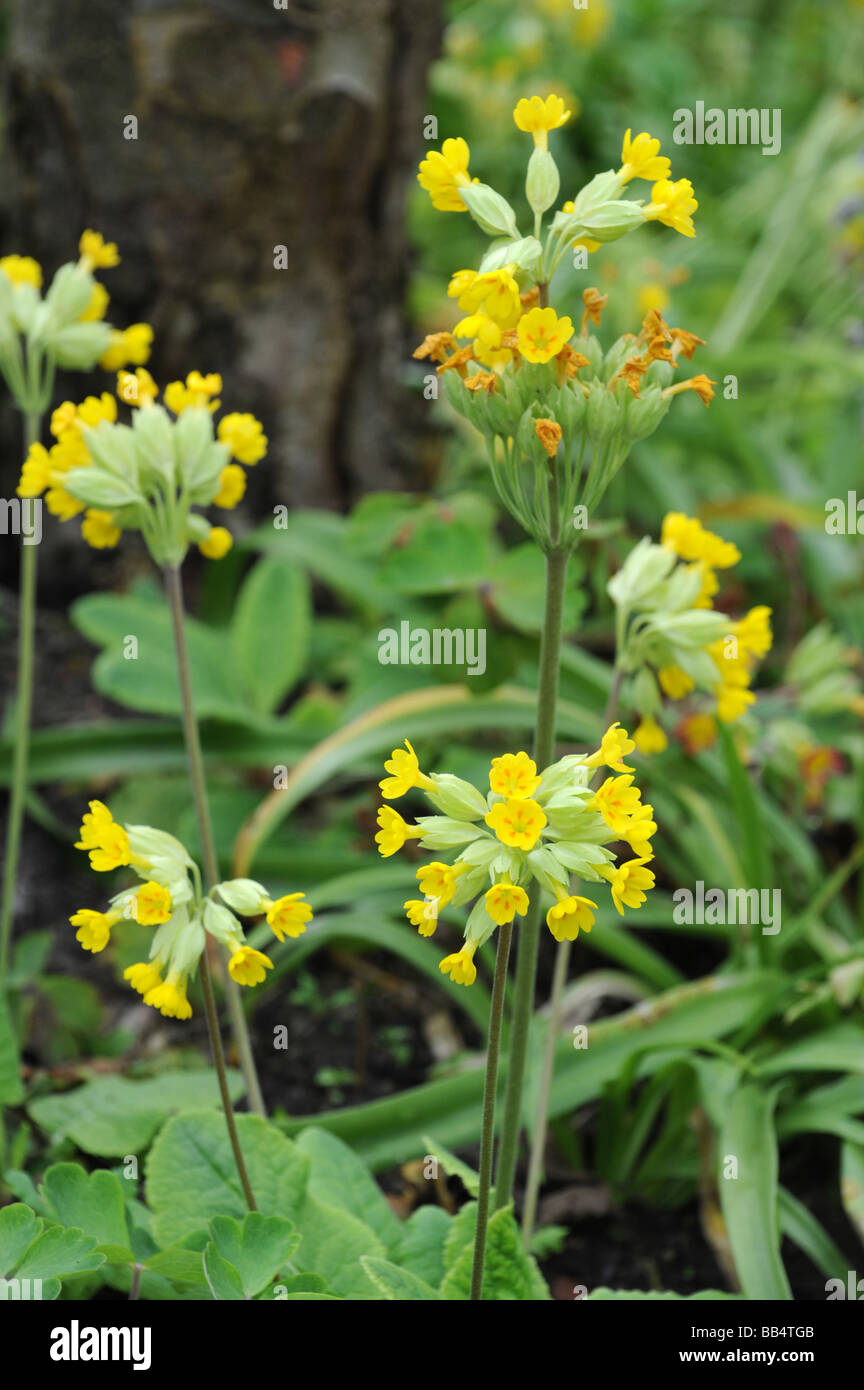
[164,566,264,1195]
[469,920,513,1300]
[0,411,42,985]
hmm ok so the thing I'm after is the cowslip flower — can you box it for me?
[71,818,309,1020]
[24,370,268,562]
[513,94,571,148]
[643,178,698,238]
[618,130,671,184]
[417,137,477,212]
[376,730,656,983]
[380,739,437,799]
[610,513,772,753]
[517,307,574,363]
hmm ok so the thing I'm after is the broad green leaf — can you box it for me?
[778,1185,850,1280]
[439,1205,551,1301]
[244,510,391,615]
[360,1256,440,1300]
[28,1069,245,1157]
[146,1112,308,1248]
[143,1245,210,1287]
[41,1164,131,1258]
[377,515,492,595]
[0,1203,42,1275]
[230,558,310,715]
[13,1223,105,1288]
[205,1213,299,1298]
[202,1247,245,1301]
[295,1127,404,1255]
[487,543,585,635]
[399,1206,452,1288]
[756,1024,864,1077]
[71,590,246,720]
[718,1083,792,1300]
[291,1193,385,1300]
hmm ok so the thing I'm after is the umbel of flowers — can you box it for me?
[375,732,656,985]
[610,512,774,754]
[415,99,712,547]
[16,367,267,563]
[70,802,313,1020]
[0,231,152,414]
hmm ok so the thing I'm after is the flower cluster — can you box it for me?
[17,367,267,563]
[0,231,152,413]
[375,733,656,985]
[609,512,773,753]
[414,101,710,546]
[70,802,313,1019]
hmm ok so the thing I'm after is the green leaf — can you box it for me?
[230,558,310,715]
[244,510,391,615]
[439,1205,551,1300]
[778,1185,850,1280]
[398,1206,452,1288]
[360,1256,440,1300]
[295,1127,404,1255]
[841,1142,864,1249]
[487,544,585,635]
[718,1083,792,1300]
[70,590,246,720]
[0,1203,42,1275]
[13,1222,105,1290]
[0,991,23,1105]
[756,1024,864,1077]
[202,1246,245,1300]
[41,1164,131,1257]
[377,515,492,595]
[205,1213,299,1299]
[143,1245,210,1287]
[27,1069,245,1157]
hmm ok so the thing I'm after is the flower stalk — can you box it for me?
[469,919,513,1300]
[164,564,266,1127]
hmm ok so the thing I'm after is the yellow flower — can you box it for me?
[679,712,718,754]
[213,464,247,509]
[404,899,438,936]
[658,665,695,699]
[81,509,121,549]
[217,412,267,464]
[79,229,120,268]
[591,774,644,832]
[453,313,511,369]
[439,942,478,986]
[517,307,574,364]
[546,894,596,941]
[417,137,476,212]
[619,129,671,184]
[513,94,571,147]
[17,443,53,498]
[0,254,42,288]
[265,892,313,942]
[715,682,755,723]
[485,882,530,925]
[454,267,522,329]
[99,324,153,371]
[45,485,85,521]
[132,881,173,926]
[74,800,133,871]
[124,961,163,996]
[661,513,740,568]
[633,717,668,755]
[164,372,222,414]
[416,861,459,908]
[603,857,655,915]
[228,945,274,987]
[485,797,547,851]
[50,402,79,437]
[144,975,193,1020]
[736,607,773,659]
[636,282,669,317]
[619,803,657,858]
[69,908,120,953]
[644,178,698,238]
[117,368,159,407]
[585,722,636,774]
[534,418,563,459]
[489,751,540,799]
[380,739,436,799]
[77,393,118,428]
[199,526,233,560]
[375,806,424,858]
[663,373,716,407]
[79,282,110,323]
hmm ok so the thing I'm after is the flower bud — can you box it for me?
[526,147,561,215]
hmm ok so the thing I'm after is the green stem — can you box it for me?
[0,411,42,984]
[493,542,569,1211]
[521,665,624,1243]
[469,919,513,1300]
[164,565,266,1139]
